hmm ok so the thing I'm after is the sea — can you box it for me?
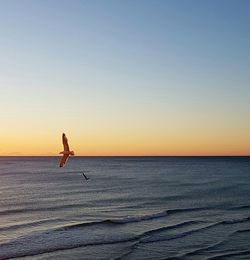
[0,156,250,260]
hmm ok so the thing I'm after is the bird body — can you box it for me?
[59,133,74,167]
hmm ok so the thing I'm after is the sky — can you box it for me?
[0,0,250,156]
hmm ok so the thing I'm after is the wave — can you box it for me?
[166,206,213,214]
[206,250,250,260]
[58,210,169,231]
[107,210,168,224]
[0,229,140,259]
[0,204,213,218]
[1,204,247,228]
[180,239,228,258]
[233,228,250,234]
[140,220,201,238]
[58,206,213,230]
[131,216,250,244]
[230,204,250,210]
[0,205,207,227]
[1,213,249,260]
[0,218,63,232]
[219,216,250,225]
[181,245,250,260]
[0,202,95,216]
[140,223,215,244]
[0,217,201,260]
[174,220,250,258]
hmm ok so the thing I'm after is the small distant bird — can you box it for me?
[82,172,89,180]
[59,133,74,167]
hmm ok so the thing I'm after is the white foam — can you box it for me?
[111,210,168,224]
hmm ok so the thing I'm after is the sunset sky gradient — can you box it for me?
[0,0,250,156]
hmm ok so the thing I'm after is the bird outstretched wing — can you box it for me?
[59,154,69,167]
[62,133,70,151]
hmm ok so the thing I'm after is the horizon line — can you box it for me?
[0,155,249,157]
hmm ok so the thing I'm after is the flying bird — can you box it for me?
[82,172,89,180]
[59,133,74,167]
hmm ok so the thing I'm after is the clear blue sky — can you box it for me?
[0,0,250,155]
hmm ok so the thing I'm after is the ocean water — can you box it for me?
[0,156,250,260]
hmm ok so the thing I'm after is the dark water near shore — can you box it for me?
[0,156,250,259]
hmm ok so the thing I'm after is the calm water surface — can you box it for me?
[0,156,250,259]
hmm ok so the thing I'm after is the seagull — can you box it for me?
[82,172,89,180]
[59,133,74,167]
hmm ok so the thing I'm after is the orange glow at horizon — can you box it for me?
[1,129,249,156]
[0,1,250,157]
